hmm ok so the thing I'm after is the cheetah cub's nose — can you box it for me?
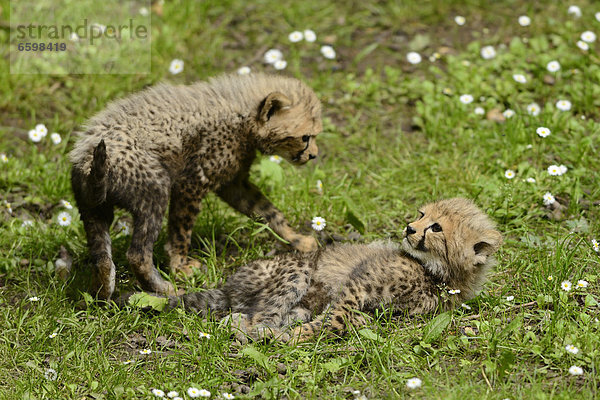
[405,224,416,236]
[309,154,317,160]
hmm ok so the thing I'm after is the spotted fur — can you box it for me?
[168,198,502,342]
[70,73,322,300]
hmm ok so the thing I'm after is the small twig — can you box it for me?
[460,300,539,322]
[481,364,493,390]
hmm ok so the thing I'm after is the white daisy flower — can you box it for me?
[526,178,536,183]
[406,51,422,64]
[237,66,251,75]
[167,391,179,398]
[304,29,317,42]
[139,7,150,16]
[526,102,541,116]
[50,133,62,144]
[151,389,165,397]
[49,332,58,338]
[1,153,8,163]
[454,16,466,26]
[526,144,533,149]
[513,74,527,83]
[596,12,600,22]
[269,155,282,164]
[506,295,515,301]
[577,40,590,51]
[556,100,572,111]
[288,31,303,42]
[116,220,130,235]
[548,275,554,281]
[187,388,201,398]
[577,280,589,288]
[70,32,79,42]
[503,109,515,118]
[320,45,336,59]
[57,211,72,226]
[21,220,34,228]
[28,296,40,302]
[168,59,184,75]
[581,31,596,43]
[122,360,134,365]
[548,165,565,176]
[222,394,235,400]
[311,216,326,231]
[592,239,599,252]
[547,60,560,72]
[461,303,472,310]
[568,365,583,375]
[474,107,485,115]
[91,23,106,34]
[561,280,572,292]
[316,179,323,193]
[60,200,73,209]
[139,348,152,355]
[197,389,211,397]
[199,332,211,339]
[264,49,283,64]
[568,5,582,18]
[543,192,555,206]
[480,45,496,60]
[505,169,516,179]
[173,398,183,400]
[518,15,531,26]
[536,127,551,138]
[459,94,474,104]
[406,377,422,389]
[448,289,461,295]
[273,59,287,70]
[36,123,48,137]
[29,129,43,143]
[44,368,57,381]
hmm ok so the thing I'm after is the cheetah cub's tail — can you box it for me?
[166,289,229,316]
[86,139,108,207]
[71,139,108,208]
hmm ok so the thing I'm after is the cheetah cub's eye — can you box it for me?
[430,223,442,232]
[302,135,310,142]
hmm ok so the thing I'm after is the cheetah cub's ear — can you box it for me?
[473,230,502,266]
[258,92,292,124]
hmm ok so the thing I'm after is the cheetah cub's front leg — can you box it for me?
[217,177,317,252]
[165,181,209,276]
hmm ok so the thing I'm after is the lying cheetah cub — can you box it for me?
[70,73,322,300]
[169,198,502,342]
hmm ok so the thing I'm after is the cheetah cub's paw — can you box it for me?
[220,313,252,344]
[169,255,204,277]
[292,235,318,252]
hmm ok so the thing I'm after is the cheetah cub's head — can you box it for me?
[402,198,502,299]
[255,91,322,165]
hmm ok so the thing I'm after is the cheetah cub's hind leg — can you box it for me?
[78,205,116,300]
[223,256,314,340]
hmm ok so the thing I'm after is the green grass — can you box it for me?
[1,0,600,398]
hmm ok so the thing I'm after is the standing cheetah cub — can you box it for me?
[70,73,322,300]
[168,198,502,342]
